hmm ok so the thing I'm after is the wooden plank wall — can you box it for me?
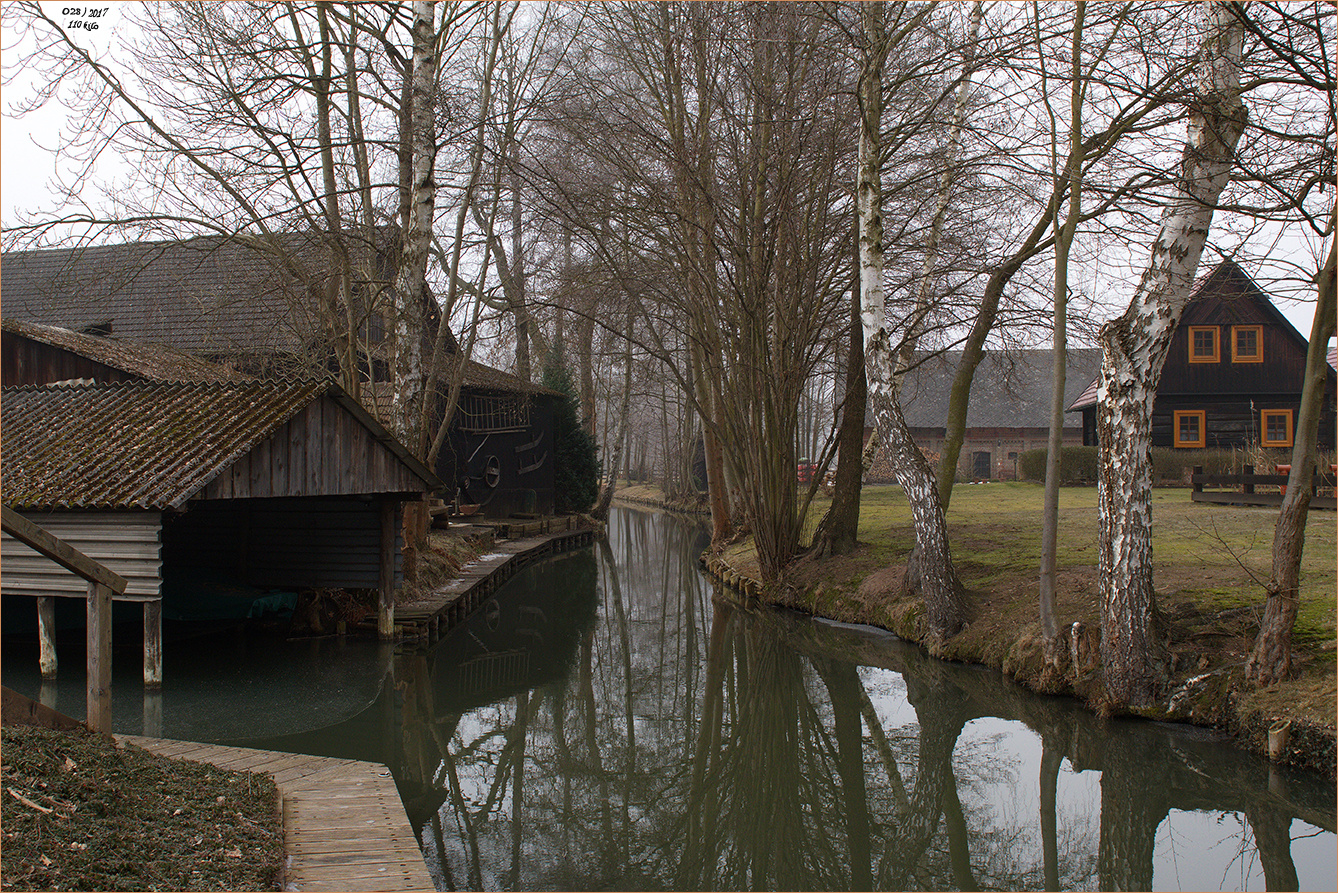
[204,396,424,501]
[1,511,162,597]
[164,497,403,590]
[1,331,138,387]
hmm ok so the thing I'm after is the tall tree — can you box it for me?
[1246,236,1336,684]
[857,0,966,641]
[1096,1,1247,707]
[1038,0,1089,670]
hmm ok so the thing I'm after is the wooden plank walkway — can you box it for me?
[394,525,594,644]
[117,736,435,892]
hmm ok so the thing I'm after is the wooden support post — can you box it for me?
[143,600,163,689]
[379,499,396,640]
[1243,463,1255,495]
[86,581,113,732]
[38,596,58,679]
[143,690,163,738]
[1192,465,1204,494]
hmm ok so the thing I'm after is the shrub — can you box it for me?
[1019,446,1098,483]
[541,351,600,513]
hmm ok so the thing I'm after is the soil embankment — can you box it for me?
[617,483,1337,776]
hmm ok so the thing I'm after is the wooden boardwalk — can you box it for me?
[395,524,594,643]
[117,736,435,892]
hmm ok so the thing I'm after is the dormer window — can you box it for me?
[1231,325,1262,363]
[1188,326,1219,363]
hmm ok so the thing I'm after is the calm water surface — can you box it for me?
[5,507,1335,891]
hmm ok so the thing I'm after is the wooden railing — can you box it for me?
[1190,464,1337,510]
[1,505,127,731]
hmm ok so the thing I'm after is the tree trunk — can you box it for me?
[858,1,964,642]
[809,246,866,557]
[391,0,439,451]
[593,308,635,521]
[1246,237,1336,685]
[1098,1,1246,707]
[1040,2,1086,669]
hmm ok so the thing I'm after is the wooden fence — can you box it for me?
[1190,464,1336,510]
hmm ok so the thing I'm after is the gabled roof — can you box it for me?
[1068,261,1323,411]
[2,378,441,510]
[2,317,237,382]
[1,235,338,358]
[893,348,1103,429]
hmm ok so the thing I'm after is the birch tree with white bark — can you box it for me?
[1096,0,1247,707]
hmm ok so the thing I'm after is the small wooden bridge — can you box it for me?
[118,736,435,892]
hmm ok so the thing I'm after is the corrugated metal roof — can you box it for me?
[2,317,239,382]
[1,375,446,511]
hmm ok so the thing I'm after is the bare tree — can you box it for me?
[1246,237,1335,684]
[1096,1,1247,707]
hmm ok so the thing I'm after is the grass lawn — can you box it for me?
[707,481,1335,771]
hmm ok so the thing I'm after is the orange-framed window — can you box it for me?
[1261,409,1293,447]
[1188,326,1219,363]
[1173,410,1206,448]
[1231,325,1263,363]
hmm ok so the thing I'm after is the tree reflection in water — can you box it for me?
[394,508,1334,891]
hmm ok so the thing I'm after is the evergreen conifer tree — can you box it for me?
[541,350,600,514]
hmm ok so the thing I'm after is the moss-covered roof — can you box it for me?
[2,378,439,510]
[2,317,238,382]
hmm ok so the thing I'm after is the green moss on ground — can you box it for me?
[1,725,284,891]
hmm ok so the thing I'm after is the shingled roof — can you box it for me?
[2,317,238,382]
[896,348,1103,429]
[1,236,336,358]
[2,378,440,510]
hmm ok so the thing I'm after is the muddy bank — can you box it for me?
[699,547,1336,778]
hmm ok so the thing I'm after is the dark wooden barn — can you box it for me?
[3,238,557,520]
[1069,262,1337,451]
[2,378,443,662]
[441,361,561,517]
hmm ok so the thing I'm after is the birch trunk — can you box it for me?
[593,308,635,521]
[1246,237,1336,685]
[392,0,439,450]
[858,1,964,642]
[1097,1,1245,707]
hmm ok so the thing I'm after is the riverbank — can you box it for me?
[1,724,284,891]
[617,482,1337,776]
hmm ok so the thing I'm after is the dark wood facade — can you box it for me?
[1076,262,1336,451]
[440,389,558,517]
[2,329,138,386]
[202,394,430,500]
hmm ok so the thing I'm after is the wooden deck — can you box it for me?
[394,524,594,643]
[117,736,435,892]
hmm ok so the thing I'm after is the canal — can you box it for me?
[4,506,1335,890]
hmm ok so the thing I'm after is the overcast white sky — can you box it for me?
[2,2,1329,344]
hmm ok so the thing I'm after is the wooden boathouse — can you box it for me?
[2,377,443,685]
